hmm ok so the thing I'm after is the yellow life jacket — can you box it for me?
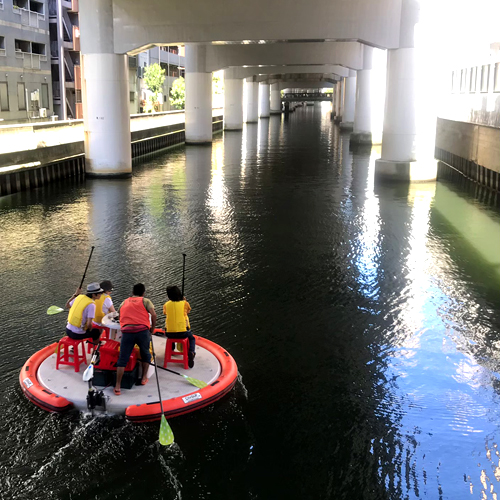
[93,293,111,324]
[165,300,188,332]
[67,295,94,328]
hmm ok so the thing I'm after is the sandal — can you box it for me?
[140,378,149,386]
[113,387,121,395]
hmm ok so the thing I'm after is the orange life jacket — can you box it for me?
[120,297,150,329]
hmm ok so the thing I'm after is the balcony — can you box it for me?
[15,50,46,70]
[13,7,45,28]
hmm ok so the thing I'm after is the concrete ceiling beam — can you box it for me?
[205,42,364,72]
[113,0,402,54]
[227,65,349,79]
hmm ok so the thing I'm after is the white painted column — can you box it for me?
[185,44,212,144]
[224,70,243,130]
[331,85,336,118]
[338,78,344,121]
[340,70,356,130]
[259,83,270,118]
[351,45,373,145]
[244,77,258,123]
[80,0,131,177]
[375,0,436,181]
[270,83,281,114]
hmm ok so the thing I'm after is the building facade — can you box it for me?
[0,0,53,123]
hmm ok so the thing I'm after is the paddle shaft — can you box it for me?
[79,246,95,289]
[181,253,186,297]
[150,339,166,417]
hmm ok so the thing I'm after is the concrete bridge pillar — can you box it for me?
[270,83,281,114]
[351,45,373,145]
[224,70,244,130]
[375,0,436,181]
[185,44,212,144]
[259,83,270,118]
[80,0,131,177]
[340,70,356,130]
[244,77,258,123]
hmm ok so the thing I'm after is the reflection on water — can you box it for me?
[1,104,500,499]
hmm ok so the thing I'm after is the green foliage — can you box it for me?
[212,72,224,95]
[170,76,185,110]
[144,63,166,103]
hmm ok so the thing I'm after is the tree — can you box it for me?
[170,76,185,110]
[144,63,166,110]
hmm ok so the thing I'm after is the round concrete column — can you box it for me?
[375,0,436,181]
[270,83,281,114]
[80,0,131,177]
[340,71,356,130]
[185,45,212,144]
[351,46,373,145]
[259,83,270,118]
[244,78,258,123]
[224,75,243,130]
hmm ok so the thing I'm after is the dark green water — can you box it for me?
[1,105,500,499]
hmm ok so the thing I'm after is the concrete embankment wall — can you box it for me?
[0,110,223,197]
[435,117,500,195]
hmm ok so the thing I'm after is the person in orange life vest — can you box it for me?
[163,285,196,368]
[92,280,116,327]
[65,282,104,343]
[114,283,157,395]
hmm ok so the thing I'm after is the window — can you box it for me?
[480,64,490,92]
[494,63,500,93]
[13,0,28,8]
[0,0,4,10]
[469,66,477,92]
[17,82,26,110]
[460,69,467,93]
[41,83,49,108]
[29,0,43,14]
[0,82,9,111]
[0,36,5,57]
[451,71,458,93]
[15,39,30,53]
[129,91,135,102]
[31,42,45,55]
[75,89,81,103]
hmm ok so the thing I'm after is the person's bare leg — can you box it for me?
[142,362,150,383]
[115,367,125,393]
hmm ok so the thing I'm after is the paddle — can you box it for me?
[151,339,174,446]
[82,341,102,382]
[46,246,95,315]
[143,359,208,389]
[181,253,187,297]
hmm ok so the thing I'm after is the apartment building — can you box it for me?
[48,0,80,119]
[137,45,185,112]
[0,0,53,123]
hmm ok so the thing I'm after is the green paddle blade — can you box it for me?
[47,306,65,315]
[182,374,208,389]
[159,414,174,446]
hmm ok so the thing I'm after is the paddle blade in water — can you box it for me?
[82,364,94,382]
[183,375,208,389]
[159,414,174,446]
[47,306,64,315]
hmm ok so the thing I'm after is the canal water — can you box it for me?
[1,104,500,500]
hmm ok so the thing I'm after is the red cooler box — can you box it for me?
[96,339,137,372]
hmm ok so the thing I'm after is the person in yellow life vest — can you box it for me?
[114,283,157,395]
[65,282,104,343]
[92,280,116,327]
[163,285,196,368]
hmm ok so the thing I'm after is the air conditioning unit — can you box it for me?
[39,107,47,118]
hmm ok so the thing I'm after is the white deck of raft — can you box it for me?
[37,335,221,414]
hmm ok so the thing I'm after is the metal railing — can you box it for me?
[15,51,43,70]
[0,49,6,57]
[13,7,45,28]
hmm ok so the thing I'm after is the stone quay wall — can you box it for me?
[0,110,223,197]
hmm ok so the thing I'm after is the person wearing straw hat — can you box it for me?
[65,282,104,343]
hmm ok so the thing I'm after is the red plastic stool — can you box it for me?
[164,337,189,370]
[56,336,88,372]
